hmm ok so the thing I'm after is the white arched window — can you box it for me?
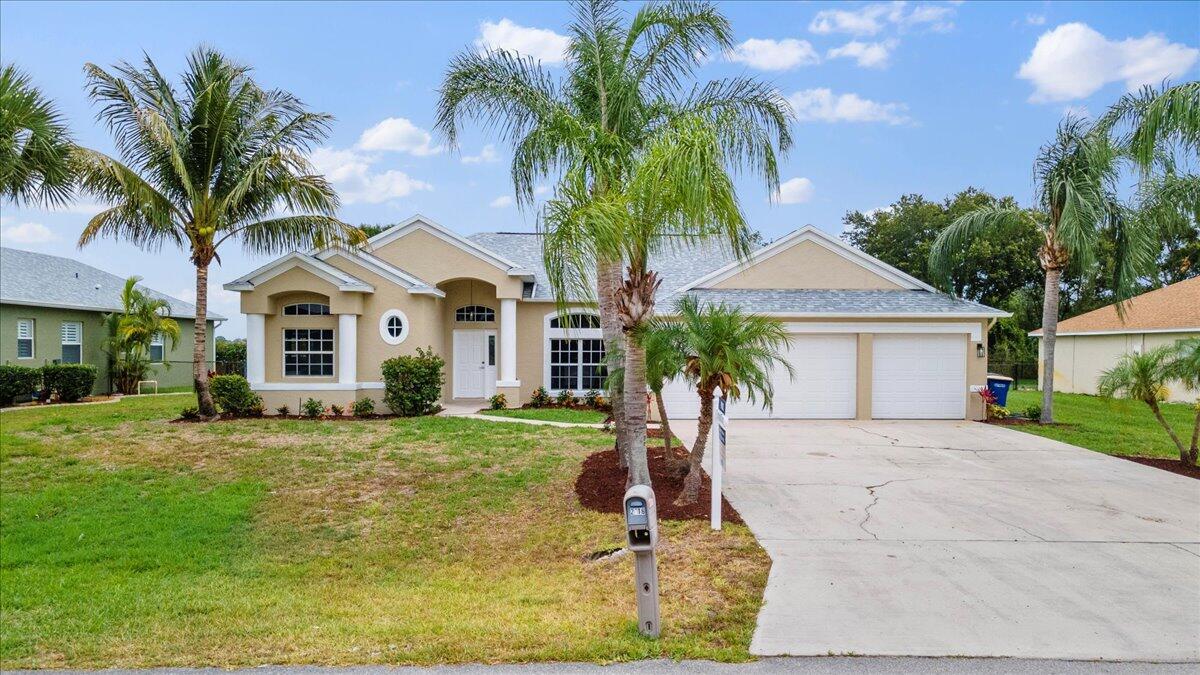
[282,303,330,316]
[543,311,606,392]
[455,305,495,322]
[379,309,410,345]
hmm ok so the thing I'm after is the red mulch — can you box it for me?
[574,444,743,524]
[170,413,400,423]
[1121,456,1200,480]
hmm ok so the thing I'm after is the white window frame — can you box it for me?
[282,302,331,316]
[282,327,335,377]
[16,318,34,359]
[60,321,83,364]
[149,332,165,363]
[378,309,410,345]
[543,310,606,393]
[454,305,495,322]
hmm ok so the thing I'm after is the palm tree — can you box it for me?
[74,48,364,418]
[436,0,791,485]
[640,325,686,464]
[1167,337,1200,465]
[930,117,1154,423]
[653,295,792,504]
[103,276,181,394]
[0,64,74,206]
[1098,346,1195,466]
[1101,81,1200,171]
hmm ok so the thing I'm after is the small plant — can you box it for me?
[489,392,508,410]
[556,389,576,406]
[248,400,265,417]
[330,403,345,417]
[276,405,290,416]
[351,397,376,417]
[583,389,602,407]
[210,374,261,416]
[1023,403,1042,420]
[179,405,200,420]
[301,398,324,418]
[530,386,551,407]
[988,404,1010,420]
[381,347,445,416]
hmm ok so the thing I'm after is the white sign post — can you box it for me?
[710,390,728,531]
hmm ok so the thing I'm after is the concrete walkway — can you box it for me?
[673,419,1200,661]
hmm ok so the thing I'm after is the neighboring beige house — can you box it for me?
[224,215,1007,420]
[1032,276,1200,402]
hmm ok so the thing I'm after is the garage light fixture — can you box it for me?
[976,343,985,358]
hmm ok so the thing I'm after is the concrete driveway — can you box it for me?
[673,420,1200,661]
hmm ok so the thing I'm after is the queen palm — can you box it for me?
[0,64,74,206]
[930,117,1154,423]
[1098,346,1195,467]
[74,48,364,418]
[1167,337,1200,465]
[1102,81,1200,171]
[653,295,792,504]
[102,276,181,394]
[436,0,791,485]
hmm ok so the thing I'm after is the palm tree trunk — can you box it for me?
[623,335,651,486]
[1039,266,1062,424]
[1188,409,1199,467]
[654,389,675,458]
[193,262,218,419]
[679,386,715,505]
[597,257,628,470]
[1147,399,1188,460]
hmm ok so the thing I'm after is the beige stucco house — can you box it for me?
[225,215,1007,420]
[1033,276,1200,402]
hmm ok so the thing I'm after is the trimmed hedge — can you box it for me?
[210,374,262,416]
[41,363,97,402]
[382,347,444,416]
[0,364,42,406]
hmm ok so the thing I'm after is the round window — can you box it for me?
[378,309,410,345]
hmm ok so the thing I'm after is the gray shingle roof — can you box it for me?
[678,289,1007,316]
[467,232,739,300]
[0,247,224,320]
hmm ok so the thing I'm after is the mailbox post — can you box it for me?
[623,484,660,638]
[710,391,728,531]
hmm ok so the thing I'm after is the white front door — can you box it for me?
[453,330,496,399]
[872,334,966,419]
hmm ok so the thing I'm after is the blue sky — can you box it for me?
[1,1,1197,338]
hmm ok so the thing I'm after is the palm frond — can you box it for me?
[0,63,75,206]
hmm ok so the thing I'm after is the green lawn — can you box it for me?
[1005,390,1197,460]
[480,407,608,424]
[0,395,766,669]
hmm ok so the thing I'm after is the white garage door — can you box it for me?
[659,334,857,419]
[872,334,966,419]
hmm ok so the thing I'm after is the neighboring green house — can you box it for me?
[0,247,223,394]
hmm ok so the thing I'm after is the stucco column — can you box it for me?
[246,313,266,385]
[498,298,518,386]
[338,313,357,385]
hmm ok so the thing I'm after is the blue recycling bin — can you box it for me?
[986,374,1013,407]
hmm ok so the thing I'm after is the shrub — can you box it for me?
[489,393,508,410]
[584,389,602,408]
[330,403,345,417]
[351,397,376,417]
[988,404,1010,420]
[301,398,324,418]
[276,405,291,416]
[248,400,265,417]
[530,386,551,408]
[41,363,97,402]
[179,405,200,420]
[210,374,261,416]
[0,364,41,406]
[556,389,576,406]
[381,347,444,416]
[1023,403,1042,420]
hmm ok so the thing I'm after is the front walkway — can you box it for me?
[673,419,1200,661]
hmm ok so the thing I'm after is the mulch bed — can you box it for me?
[1120,456,1200,480]
[170,413,401,424]
[574,443,743,524]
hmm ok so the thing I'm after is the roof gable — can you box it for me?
[680,226,937,293]
[223,252,374,293]
[366,215,528,276]
[1032,276,1200,336]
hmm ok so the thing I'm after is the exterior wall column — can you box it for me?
[246,313,266,385]
[338,313,357,385]
[496,298,521,404]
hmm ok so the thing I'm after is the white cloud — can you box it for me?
[489,195,514,208]
[809,2,954,36]
[788,88,910,124]
[775,177,815,205]
[1025,14,1046,26]
[0,219,58,244]
[726,38,820,70]
[475,18,570,64]
[311,148,433,205]
[534,184,551,196]
[462,144,499,164]
[1018,23,1199,102]
[356,117,440,156]
[827,39,897,68]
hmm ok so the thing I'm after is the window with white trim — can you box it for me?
[282,303,330,316]
[283,328,334,376]
[16,319,34,359]
[455,305,495,322]
[544,311,606,391]
[378,309,410,345]
[60,321,82,364]
[149,332,165,362]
